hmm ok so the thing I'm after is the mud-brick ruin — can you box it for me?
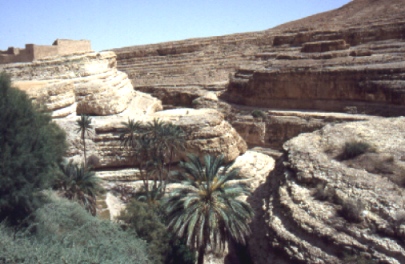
[0,39,92,64]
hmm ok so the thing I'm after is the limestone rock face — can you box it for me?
[229,107,372,150]
[249,117,405,263]
[231,150,275,190]
[224,61,405,116]
[137,85,222,108]
[1,51,143,116]
[14,80,76,118]
[57,108,247,174]
[54,90,163,170]
[152,108,247,162]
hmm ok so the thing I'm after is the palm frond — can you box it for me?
[165,154,254,262]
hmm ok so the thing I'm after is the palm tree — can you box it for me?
[119,119,186,204]
[165,154,254,264]
[56,160,103,216]
[119,118,144,149]
[75,114,93,165]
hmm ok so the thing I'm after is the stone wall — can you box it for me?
[0,39,92,64]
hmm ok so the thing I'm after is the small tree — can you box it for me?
[55,160,103,216]
[165,154,254,264]
[0,72,66,224]
[76,114,93,165]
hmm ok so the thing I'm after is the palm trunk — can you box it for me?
[197,246,205,264]
[82,131,87,165]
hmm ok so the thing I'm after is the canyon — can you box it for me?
[1,0,405,263]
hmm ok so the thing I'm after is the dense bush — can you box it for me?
[54,160,103,216]
[119,200,195,264]
[251,109,267,120]
[341,141,371,160]
[0,196,150,263]
[0,73,67,224]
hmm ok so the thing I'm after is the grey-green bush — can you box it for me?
[0,196,150,263]
[341,141,371,160]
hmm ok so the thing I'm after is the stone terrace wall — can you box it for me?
[0,39,92,64]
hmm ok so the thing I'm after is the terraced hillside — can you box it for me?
[113,0,405,116]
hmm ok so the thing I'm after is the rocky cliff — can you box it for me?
[0,51,161,117]
[112,0,405,150]
[108,0,405,263]
[248,117,405,264]
[2,0,405,262]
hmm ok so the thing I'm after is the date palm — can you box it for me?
[56,160,103,216]
[75,114,93,165]
[119,119,185,204]
[119,118,144,149]
[165,154,254,264]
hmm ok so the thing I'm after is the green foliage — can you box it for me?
[0,72,67,225]
[165,154,254,264]
[75,114,93,165]
[0,196,150,263]
[119,199,195,264]
[341,141,371,160]
[54,160,104,216]
[251,109,267,120]
[119,118,186,204]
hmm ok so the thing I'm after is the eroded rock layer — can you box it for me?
[249,117,405,263]
[0,51,145,117]
[113,0,405,117]
[55,108,247,175]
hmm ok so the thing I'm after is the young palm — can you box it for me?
[56,160,103,216]
[165,154,254,264]
[75,114,93,165]
[119,118,144,149]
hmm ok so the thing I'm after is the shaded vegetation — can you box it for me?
[54,160,104,216]
[0,72,66,225]
[340,141,371,160]
[251,109,267,120]
[119,118,186,204]
[339,198,365,223]
[119,199,195,264]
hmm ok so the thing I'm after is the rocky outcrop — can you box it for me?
[56,108,247,175]
[248,117,405,263]
[112,0,405,117]
[224,59,405,116]
[231,150,275,190]
[1,51,146,117]
[151,108,247,162]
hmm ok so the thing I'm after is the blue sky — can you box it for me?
[1,0,351,51]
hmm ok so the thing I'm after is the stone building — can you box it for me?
[0,39,92,64]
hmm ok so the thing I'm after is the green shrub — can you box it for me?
[251,109,267,120]
[341,141,371,160]
[0,196,150,263]
[119,200,195,264]
[339,198,365,223]
[0,72,67,225]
